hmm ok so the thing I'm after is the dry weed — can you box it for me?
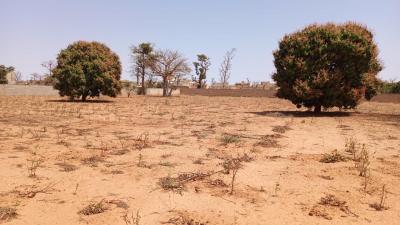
[220,134,241,145]
[370,185,389,211]
[355,145,370,177]
[0,207,17,222]
[79,200,107,215]
[320,150,346,163]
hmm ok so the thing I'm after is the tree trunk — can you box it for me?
[141,65,145,95]
[163,77,168,97]
[314,105,322,113]
[197,77,203,89]
[81,94,87,102]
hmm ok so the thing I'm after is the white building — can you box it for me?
[6,71,17,84]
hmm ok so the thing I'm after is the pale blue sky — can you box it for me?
[0,0,399,82]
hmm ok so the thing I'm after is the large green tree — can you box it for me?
[272,23,382,112]
[53,41,122,101]
[0,65,15,84]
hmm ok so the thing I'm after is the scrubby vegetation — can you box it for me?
[379,80,400,94]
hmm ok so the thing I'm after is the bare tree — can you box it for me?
[14,71,23,82]
[41,60,57,77]
[219,48,236,88]
[30,73,42,84]
[150,49,191,97]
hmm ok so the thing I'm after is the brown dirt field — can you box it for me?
[0,96,399,225]
[371,94,400,104]
[182,89,400,105]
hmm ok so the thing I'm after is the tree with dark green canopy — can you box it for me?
[272,22,382,112]
[53,41,122,101]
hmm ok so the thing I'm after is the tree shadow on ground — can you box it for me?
[247,110,400,123]
[46,99,114,104]
[247,110,353,118]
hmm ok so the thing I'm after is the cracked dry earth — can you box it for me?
[0,95,399,225]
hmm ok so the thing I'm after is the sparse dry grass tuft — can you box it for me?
[159,175,185,193]
[220,134,241,145]
[255,134,280,148]
[370,185,388,211]
[272,125,290,134]
[0,207,17,222]
[81,155,104,167]
[355,145,370,177]
[27,149,44,177]
[79,200,107,215]
[320,150,346,163]
[55,162,78,172]
[319,194,346,207]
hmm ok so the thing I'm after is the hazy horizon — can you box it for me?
[1,0,399,83]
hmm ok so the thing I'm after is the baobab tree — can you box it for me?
[131,43,154,95]
[150,49,191,96]
[219,48,236,88]
[192,54,211,88]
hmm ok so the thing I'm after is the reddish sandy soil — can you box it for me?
[180,88,276,98]
[0,96,399,225]
[371,94,400,104]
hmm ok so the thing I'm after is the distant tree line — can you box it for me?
[379,80,400,94]
[129,43,237,96]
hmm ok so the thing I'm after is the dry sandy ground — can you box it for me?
[0,96,399,225]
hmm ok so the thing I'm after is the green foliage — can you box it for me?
[272,23,382,112]
[0,65,15,84]
[379,80,400,94]
[53,41,122,101]
[193,54,211,88]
